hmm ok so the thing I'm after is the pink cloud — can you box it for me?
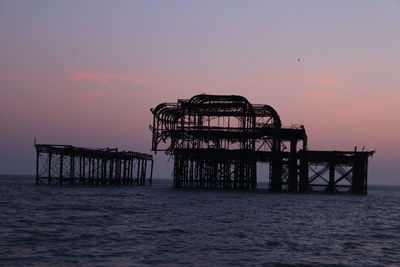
[283,70,342,88]
[70,72,158,86]
[0,74,25,80]
[69,72,161,100]
[295,88,334,101]
[302,77,340,87]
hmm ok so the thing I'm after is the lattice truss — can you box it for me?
[150,94,285,154]
[173,156,257,189]
[306,162,353,193]
[150,94,308,190]
[35,145,153,186]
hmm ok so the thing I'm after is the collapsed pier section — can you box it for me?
[35,144,153,186]
[150,94,374,195]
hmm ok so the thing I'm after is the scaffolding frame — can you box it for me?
[151,94,374,194]
[35,144,153,186]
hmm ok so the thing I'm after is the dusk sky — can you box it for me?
[1,0,399,184]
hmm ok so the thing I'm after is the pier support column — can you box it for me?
[137,158,141,186]
[36,151,40,185]
[288,139,298,192]
[270,134,282,191]
[150,160,154,186]
[328,163,335,194]
[59,155,64,186]
[352,156,368,195]
[70,156,75,185]
[48,153,52,185]
[299,155,309,193]
[270,156,282,191]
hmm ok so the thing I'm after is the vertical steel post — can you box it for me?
[150,159,154,186]
[328,163,335,194]
[36,151,40,185]
[48,153,52,185]
[288,139,298,192]
[59,154,64,186]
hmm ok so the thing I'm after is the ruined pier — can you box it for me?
[35,144,153,186]
[150,94,374,194]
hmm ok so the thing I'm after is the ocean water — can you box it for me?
[1,175,399,266]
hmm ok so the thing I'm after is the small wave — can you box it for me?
[154,228,188,234]
[258,240,283,248]
[342,241,362,249]
[218,218,234,224]
[78,233,97,239]
[234,231,247,238]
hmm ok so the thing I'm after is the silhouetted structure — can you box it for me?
[35,144,153,186]
[151,94,374,194]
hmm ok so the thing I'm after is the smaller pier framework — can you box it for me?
[35,144,153,186]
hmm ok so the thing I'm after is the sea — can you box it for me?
[1,175,399,267]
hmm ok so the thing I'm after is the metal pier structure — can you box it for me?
[35,144,153,186]
[150,94,374,195]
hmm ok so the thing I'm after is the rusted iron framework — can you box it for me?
[35,144,153,186]
[151,94,374,194]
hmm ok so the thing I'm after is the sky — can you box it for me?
[0,0,399,184]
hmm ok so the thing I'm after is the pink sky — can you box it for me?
[1,1,399,184]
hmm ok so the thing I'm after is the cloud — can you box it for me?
[70,72,158,87]
[301,77,340,87]
[0,74,25,80]
[284,70,342,88]
[69,72,160,100]
[295,88,335,102]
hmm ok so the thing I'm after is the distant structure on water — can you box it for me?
[35,144,153,186]
[151,94,374,195]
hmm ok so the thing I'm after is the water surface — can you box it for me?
[1,175,399,266]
